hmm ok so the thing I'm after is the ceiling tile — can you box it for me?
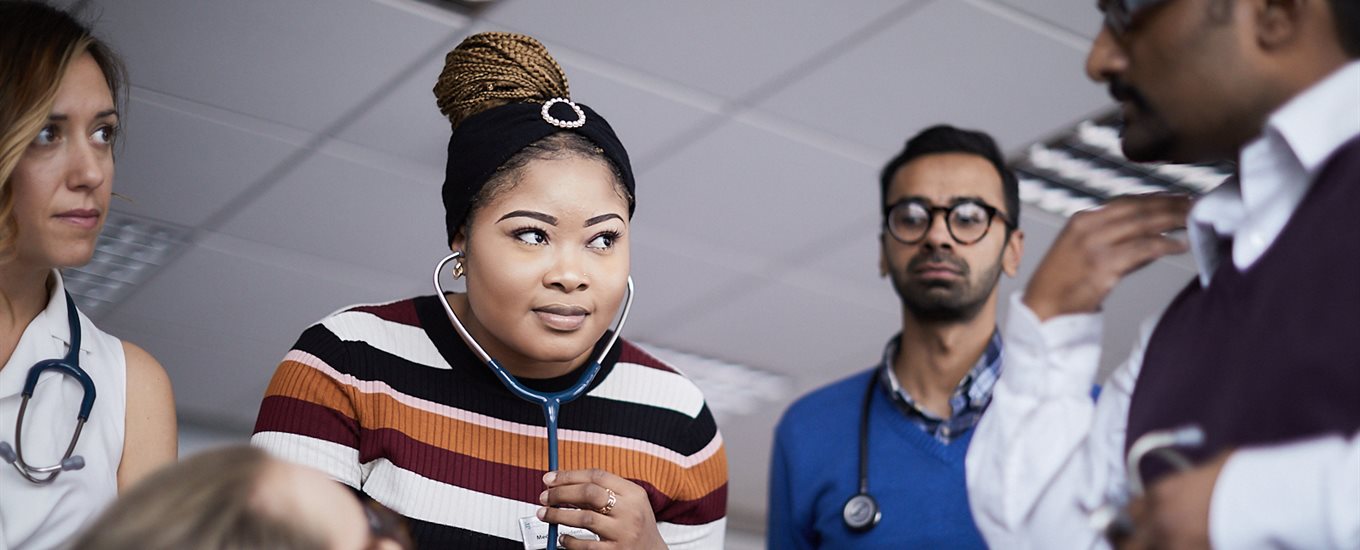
[112,94,301,227]
[991,0,1102,39]
[332,39,717,175]
[755,0,1110,155]
[214,147,447,276]
[624,235,767,340]
[332,54,457,169]
[485,0,913,101]
[651,274,900,378]
[89,0,460,133]
[635,118,880,268]
[100,233,421,426]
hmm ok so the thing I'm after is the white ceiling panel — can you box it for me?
[100,233,421,426]
[756,0,1110,155]
[636,118,880,266]
[332,41,720,177]
[559,60,722,168]
[214,147,447,277]
[484,0,916,101]
[112,94,302,227]
[89,0,459,133]
[656,275,900,378]
[624,237,764,340]
[333,52,460,168]
[990,0,1102,39]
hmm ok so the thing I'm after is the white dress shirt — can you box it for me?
[965,61,1360,550]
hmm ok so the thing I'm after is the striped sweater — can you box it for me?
[251,295,728,548]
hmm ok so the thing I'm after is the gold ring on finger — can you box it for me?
[597,488,616,515]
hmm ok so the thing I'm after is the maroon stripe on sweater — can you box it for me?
[349,299,421,327]
[617,341,678,374]
[650,481,728,525]
[357,427,727,525]
[255,395,360,448]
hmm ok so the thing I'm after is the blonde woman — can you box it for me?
[253,32,727,549]
[0,2,176,547]
[70,446,413,550]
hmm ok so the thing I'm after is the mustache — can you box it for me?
[1108,76,1153,112]
[907,251,968,275]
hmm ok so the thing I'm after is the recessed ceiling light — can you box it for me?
[1012,109,1234,217]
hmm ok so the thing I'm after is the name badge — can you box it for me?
[518,516,600,550]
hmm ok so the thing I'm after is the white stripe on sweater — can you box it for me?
[589,361,706,418]
[322,310,451,370]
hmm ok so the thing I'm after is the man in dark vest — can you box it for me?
[965,0,1360,548]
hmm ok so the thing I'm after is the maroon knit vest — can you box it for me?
[1126,136,1360,484]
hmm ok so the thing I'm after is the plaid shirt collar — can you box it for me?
[877,329,1003,444]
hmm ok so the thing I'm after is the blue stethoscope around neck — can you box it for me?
[433,251,634,548]
[0,291,95,485]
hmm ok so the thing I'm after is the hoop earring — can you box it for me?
[452,256,465,279]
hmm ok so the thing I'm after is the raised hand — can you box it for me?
[1024,193,1193,321]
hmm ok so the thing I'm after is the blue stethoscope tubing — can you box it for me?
[433,251,634,548]
[0,291,95,484]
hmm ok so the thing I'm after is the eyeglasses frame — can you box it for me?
[883,198,1015,246]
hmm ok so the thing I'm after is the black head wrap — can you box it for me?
[442,98,635,246]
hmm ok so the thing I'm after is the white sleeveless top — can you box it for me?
[0,272,126,549]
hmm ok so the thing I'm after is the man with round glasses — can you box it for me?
[967,0,1360,548]
[768,125,1024,548]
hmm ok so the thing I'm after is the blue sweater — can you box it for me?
[768,368,986,549]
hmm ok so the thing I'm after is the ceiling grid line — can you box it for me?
[97,21,479,321]
[625,0,936,171]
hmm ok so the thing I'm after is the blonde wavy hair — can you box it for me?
[0,1,126,262]
[69,446,327,550]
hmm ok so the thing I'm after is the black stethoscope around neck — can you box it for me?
[842,373,884,532]
[0,291,95,485]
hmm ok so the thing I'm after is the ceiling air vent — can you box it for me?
[1012,109,1234,217]
[62,210,189,317]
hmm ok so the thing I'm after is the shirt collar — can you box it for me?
[1187,61,1360,284]
[41,270,87,353]
[878,329,1004,414]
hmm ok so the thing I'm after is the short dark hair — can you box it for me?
[879,124,1020,227]
[1329,0,1360,57]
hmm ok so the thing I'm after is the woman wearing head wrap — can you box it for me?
[252,32,727,549]
[0,2,177,548]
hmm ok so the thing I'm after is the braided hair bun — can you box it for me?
[433,32,570,129]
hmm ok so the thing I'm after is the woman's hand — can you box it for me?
[539,469,667,549]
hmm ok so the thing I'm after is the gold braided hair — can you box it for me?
[433,32,570,129]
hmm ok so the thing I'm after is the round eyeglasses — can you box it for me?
[884,199,1013,245]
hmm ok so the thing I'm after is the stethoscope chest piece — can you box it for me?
[842,492,881,533]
